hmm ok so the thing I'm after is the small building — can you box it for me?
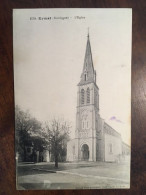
[122,142,130,155]
[20,135,51,163]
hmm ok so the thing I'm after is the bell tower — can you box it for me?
[75,33,100,161]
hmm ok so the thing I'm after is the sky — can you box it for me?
[13,9,132,145]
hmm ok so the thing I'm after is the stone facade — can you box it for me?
[67,34,129,162]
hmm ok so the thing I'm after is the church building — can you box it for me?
[67,33,129,162]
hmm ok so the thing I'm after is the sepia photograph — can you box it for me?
[13,8,132,190]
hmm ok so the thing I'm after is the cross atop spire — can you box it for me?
[87,27,89,38]
[78,31,96,86]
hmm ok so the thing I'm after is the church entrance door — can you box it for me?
[81,144,89,161]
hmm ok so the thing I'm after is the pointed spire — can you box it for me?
[78,31,96,85]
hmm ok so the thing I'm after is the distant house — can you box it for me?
[122,142,130,155]
[18,134,50,163]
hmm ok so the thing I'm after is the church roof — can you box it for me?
[78,33,96,86]
[122,141,130,148]
[104,122,121,138]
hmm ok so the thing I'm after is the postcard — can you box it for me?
[13,8,132,189]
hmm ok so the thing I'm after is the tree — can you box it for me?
[15,106,71,165]
[44,119,71,168]
[15,105,42,161]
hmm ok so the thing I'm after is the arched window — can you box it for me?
[94,90,98,108]
[81,89,85,104]
[87,121,88,129]
[82,121,84,129]
[73,145,75,155]
[87,88,90,103]
[109,143,113,153]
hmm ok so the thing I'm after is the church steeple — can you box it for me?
[78,32,96,86]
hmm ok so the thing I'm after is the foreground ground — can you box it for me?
[17,161,130,190]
